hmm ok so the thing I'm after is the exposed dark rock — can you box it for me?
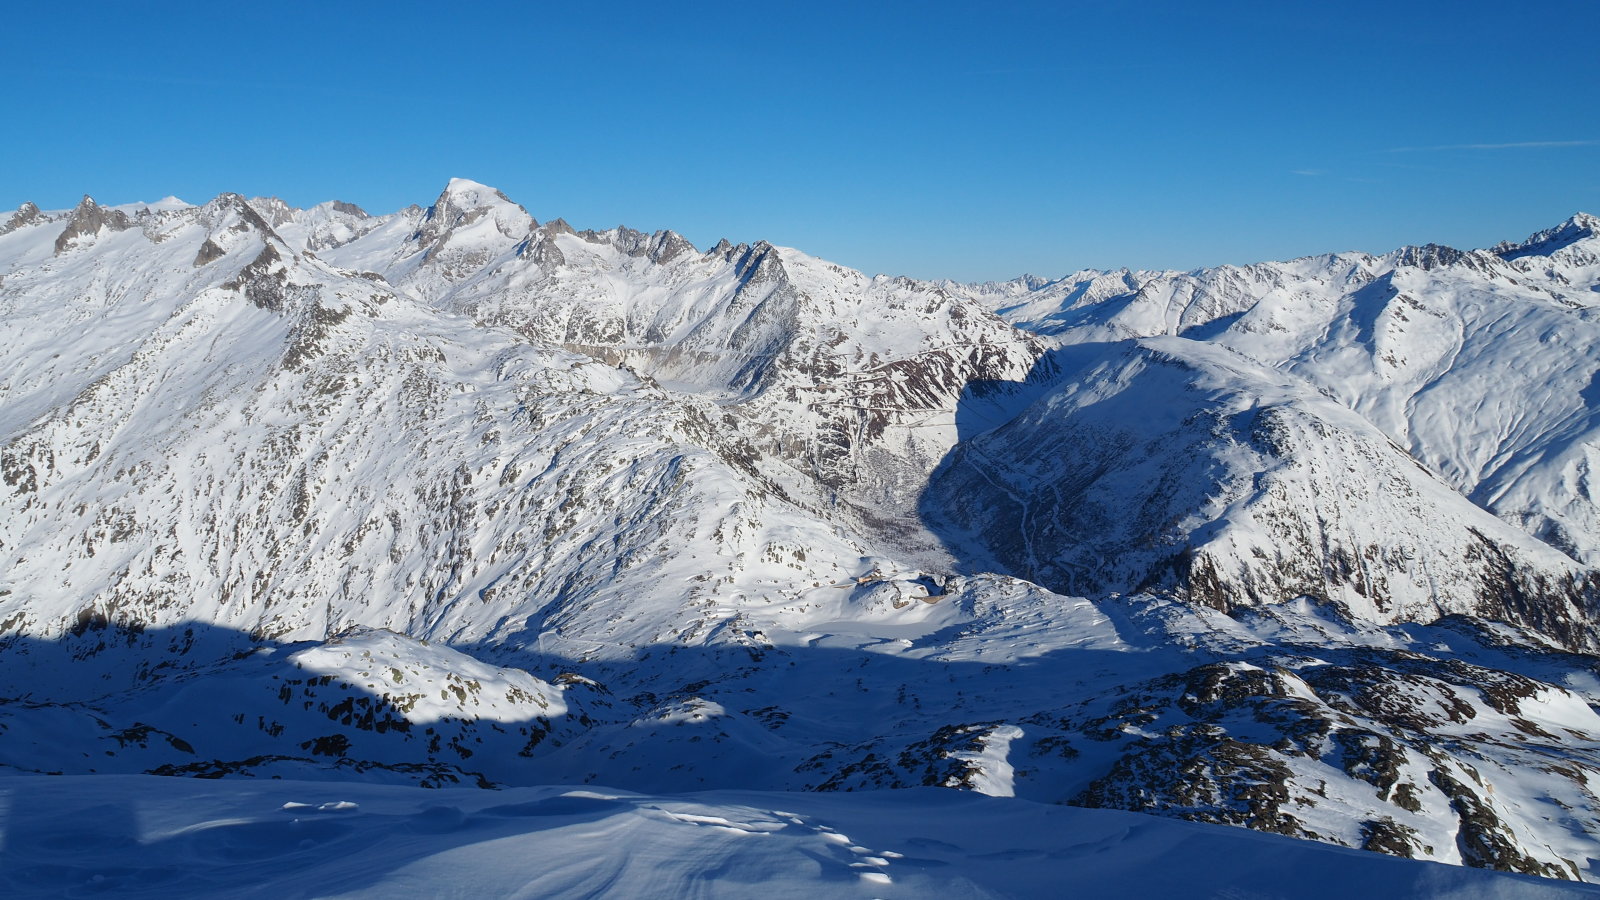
[1,201,40,236]
[520,230,565,268]
[1428,762,1573,879]
[1074,729,1299,836]
[1393,243,1469,271]
[223,243,291,310]
[53,195,132,254]
[193,238,225,267]
[1362,818,1426,858]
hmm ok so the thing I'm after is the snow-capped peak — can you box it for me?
[106,195,193,215]
[1494,211,1600,262]
[432,176,524,220]
[411,178,535,255]
[52,194,133,253]
[0,201,42,236]
[442,176,505,200]
[1555,211,1599,235]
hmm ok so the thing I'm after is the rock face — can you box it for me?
[52,195,131,253]
[1,201,42,236]
[1068,640,1594,881]
[4,185,1600,880]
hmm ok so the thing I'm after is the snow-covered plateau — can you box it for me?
[4,183,1600,894]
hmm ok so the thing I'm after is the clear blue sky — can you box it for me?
[4,1,1597,281]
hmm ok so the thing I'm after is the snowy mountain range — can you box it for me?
[4,181,1600,892]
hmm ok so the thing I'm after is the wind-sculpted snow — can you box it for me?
[7,776,1591,899]
[5,184,1600,886]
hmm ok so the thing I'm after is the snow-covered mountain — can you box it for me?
[4,183,1600,886]
[923,336,1600,647]
[949,214,1600,572]
[310,179,1050,536]
[0,190,873,650]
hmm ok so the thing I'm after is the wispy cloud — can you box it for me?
[38,66,393,101]
[1291,169,1325,176]
[1387,140,1599,152]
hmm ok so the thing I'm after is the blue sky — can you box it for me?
[4,1,1597,281]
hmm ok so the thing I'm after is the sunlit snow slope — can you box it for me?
[4,185,1600,887]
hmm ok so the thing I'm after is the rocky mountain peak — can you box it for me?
[1390,242,1469,272]
[52,194,133,254]
[1494,212,1600,262]
[426,178,528,225]
[607,226,697,264]
[439,177,512,207]
[328,200,368,218]
[411,178,535,257]
[247,197,297,229]
[0,201,41,236]
[199,193,288,245]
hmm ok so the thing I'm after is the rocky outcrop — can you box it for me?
[53,195,132,253]
[1,201,41,236]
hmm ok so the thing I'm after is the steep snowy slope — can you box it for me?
[923,337,1600,648]
[305,181,1052,540]
[0,192,886,655]
[289,187,1600,648]
[954,216,1600,570]
[235,187,1600,651]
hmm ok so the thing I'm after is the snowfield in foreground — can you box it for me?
[0,775,1592,900]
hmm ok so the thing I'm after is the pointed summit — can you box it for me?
[427,178,528,226]
[414,178,535,251]
[200,192,287,242]
[1566,211,1600,233]
[1496,212,1600,262]
[0,201,41,236]
[248,196,297,229]
[53,194,132,254]
[605,226,697,264]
